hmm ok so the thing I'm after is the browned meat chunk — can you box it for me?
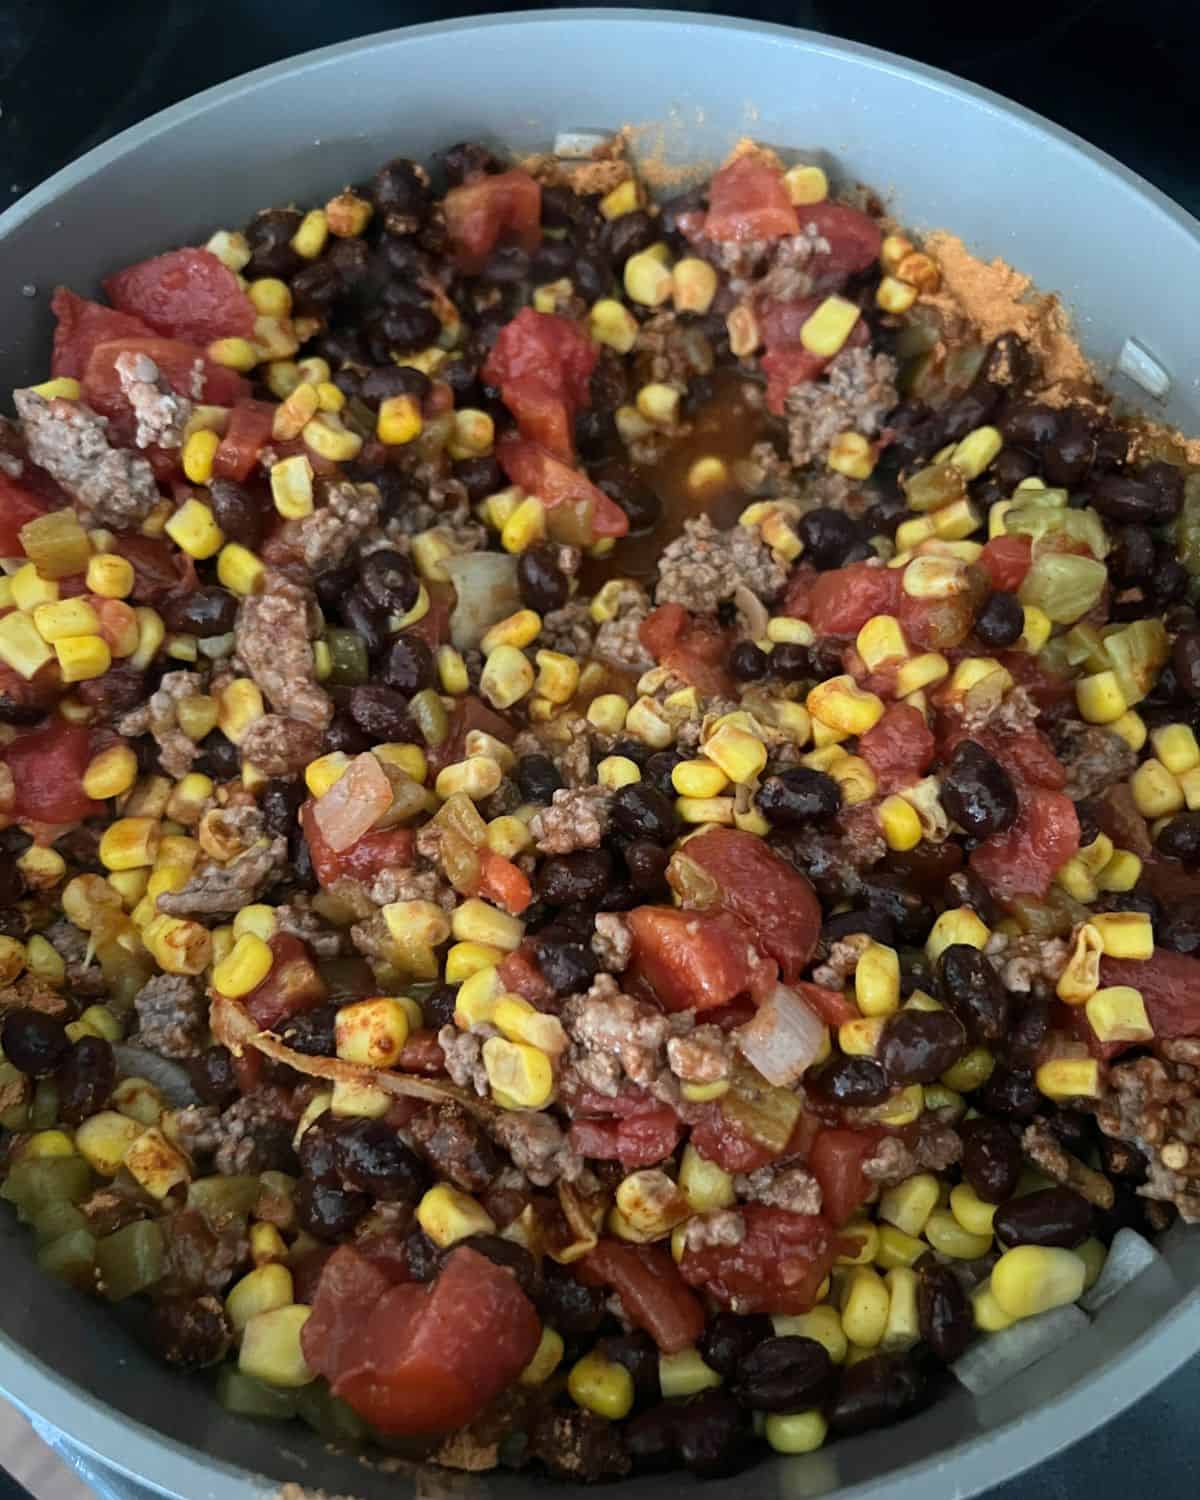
[133,973,209,1060]
[655,515,787,613]
[531,786,612,854]
[234,574,332,729]
[238,714,325,777]
[114,350,192,449]
[1093,1041,1200,1223]
[784,346,898,469]
[116,670,208,780]
[13,389,160,529]
[1055,721,1138,801]
[409,1104,498,1192]
[157,836,287,919]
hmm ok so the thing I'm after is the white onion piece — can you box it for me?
[552,131,612,159]
[1079,1228,1161,1314]
[953,1305,1088,1397]
[112,1045,198,1108]
[443,553,522,650]
[735,984,827,1087]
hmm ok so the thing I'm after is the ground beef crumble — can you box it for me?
[561,974,673,1098]
[157,834,288,919]
[234,573,331,729]
[784,346,898,469]
[117,671,208,780]
[655,514,787,613]
[1054,721,1138,801]
[133,974,209,1060]
[1092,1041,1200,1223]
[530,785,612,854]
[734,1164,823,1215]
[591,913,632,973]
[114,351,192,449]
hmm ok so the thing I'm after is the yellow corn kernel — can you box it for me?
[828,430,876,481]
[875,1224,926,1272]
[447,408,494,461]
[16,844,66,891]
[904,554,971,603]
[0,936,25,986]
[499,495,547,554]
[0,610,53,679]
[876,275,918,314]
[290,207,328,259]
[967,1278,1015,1332]
[875,794,921,853]
[947,425,1002,480]
[1076,1238,1108,1293]
[334,997,411,1067]
[653,1348,721,1403]
[1092,910,1154,959]
[612,1169,689,1242]
[1086,985,1153,1045]
[856,941,900,1017]
[314,381,345,414]
[666,257,718,317]
[624,246,674,307]
[303,751,350,799]
[771,1306,846,1364]
[206,229,251,271]
[441,941,501,986]
[111,1076,167,1126]
[417,1183,496,1248]
[880,1266,921,1354]
[1110,709,1147,751]
[636,382,681,429]
[624,697,673,749]
[588,297,639,354]
[479,644,534,711]
[11,565,59,612]
[28,376,82,402]
[226,905,274,945]
[302,412,362,463]
[766,616,815,646]
[1076,832,1116,879]
[878,1173,940,1238]
[452,967,500,1032]
[1094,849,1141,894]
[1076,670,1128,725]
[226,1263,294,1333]
[593,756,638,792]
[931,498,982,543]
[675,795,734,827]
[81,744,138,802]
[483,1037,554,1109]
[838,1016,885,1057]
[52,634,110,683]
[272,381,319,442]
[435,756,503,801]
[247,276,292,318]
[24,1129,75,1159]
[926,907,990,965]
[800,295,861,358]
[782,160,828,203]
[75,1110,143,1176]
[99,817,160,872]
[179,431,219,489]
[266,454,314,520]
[568,1350,635,1420]
[520,1326,565,1386]
[1035,1058,1101,1102]
[941,1045,995,1093]
[124,1125,191,1199]
[669,759,727,800]
[1153,721,1200,777]
[949,1183,997,1238]
[329,1077,390,1119]
[703,724,767,786]
[807,675,885,736]
[598,177,642,219]
[841,1267,890,1349]
[923,1208,992,1261]
[1131,758,1184,818]
[493,996,567,1056]
[990,1245,1086,1321]
[23,934,63,986]
[479,610,541,656]
[205,336,258,373]
[483,817,531,864]
[238,1304,314,1389]
[838,1220,880,1266]
[81,552,134,601]
[216,543,265,598]
[1055,855,1097,906]
[1055,922,1103,1004]
[892,653,949,699]
[721,301,759,358]
[212,681,262,749]
[448,898,522,953]
[764,1410,828,1455]
[212,933,273,999]
[856,615,909,672]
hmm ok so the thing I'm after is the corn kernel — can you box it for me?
[84,553,135,600]
[326,190,373,237]
[179,430,219,487]
[926,906,990,965]
[878,1173,940,1238]
[217,543,265,597]
[1055,922,1103,1004]
[624,247,674,306]
[226,1263,294,1333]
[941,1045,995,1093]
[335,996,411,1067]
[1075,670,1128,725]
[1150,722,1200,777]
[520,1326,565,1386]
[480,644,534,711]
[875,1224,927,1271]
[1096,849,1142,893]
[923,1208,992,1260]
[1110,710,1147,751]
[703,724,768,785]
[1086,985,1153,1044]
[828,430,875,480]
[484,1037,554,1109]
[726,303,760,357]
[209,933,273,1002]
[568,1350,634,1421]
[595,755,639,790]
[238,1304,314,1389]
[216,678,265,745]
[948,425,1003,480]
[588,298,639,353]
[448,408,495,460]
[265,454,314,520]
[500,495,547,553]
[99,817,160,871]
[435,756,503,801]
[302,412,362,463]
[676,795,734,826]
[417,1184,496,1248]
[876,794,922,852]
[807,675,885,736]
[382,899,452,951]
[29,376,82,401]
[841,1267,890,1348]
[206,337,258,373]
[75,1111,143,1176]
[124,1126,190,1199]
[51,633,110,683]
[82,744,138,801]
[990,1245,1086,1321]
[0,611,52,680]
[856,941,901,1017]
[1131,757,1184,818]
[636,382,681,428]
[10,565,58,613]
[1091,910,1154,959]
[671,256,719,315]
[291,207,328,259]
[625,697,673,749]
[1035,1057,1101,1102]
[670,759,727,799]
[856,614,909,672]
[800,295,861,358]
[451,898,523,953]
[876,275,918,314]
[599,177,642,219]
[949,1183,998,1238]
[881,1266,921,1353]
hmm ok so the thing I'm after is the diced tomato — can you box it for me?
[243,933,328,1029]
[802,562,903,637]
[688,1103,778,1174]
[112,534,197,604]
[478,848,533,915]
[431,691,516,774]
[627,906,777,1013]
[0,472,53,555]
[483,309,597,462]
[104,247,256,344]
[978,534,1033,592]
[443,170,542,274]
[803,203,884,284]
[2,722,101,825]
[683,826,821,981]
[497,435,628,540]
[300,801,416,889]
[311,1245,539,1436]
[807,1128,885,1227]
[1092,782,1153,859]
[213,400,276,482]
[760,345,829,416]
[704,156,799,244]
[82,337,250,426]
[897,584,982,651]
[569,1104,684,1170]
[986,727,1067,791]
[757,302,871,415]
[679,1204,840,1315]
[858,704,936,793]
[1101,950,1200,1040]
[969,785,1079,904]
[49,288,156,379]
[496,944,556,1009]
[780,564,817,620]
[579,1240,705,1353]
[794,982,858,1027]
[638,603,733,697]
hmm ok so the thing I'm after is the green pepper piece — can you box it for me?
[95,1219,164,1301]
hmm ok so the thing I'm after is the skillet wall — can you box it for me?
[0,14,1198,1500]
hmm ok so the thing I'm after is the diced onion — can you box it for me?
[734,984,827,1087]
[552,131,612,159]
[953,1305,1088,1397]
[1018,553,1107,625]
[1079,1228,1160,1314]
[443,553,521,650]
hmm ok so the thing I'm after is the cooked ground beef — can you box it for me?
[655,514,788,613]
[783,346,899,469]
[593,583,655,672]
[157,835,287,919]
[42,917,106,997]
[13,389,161,529]
[184,1087,298,1177]
[734,1164,823,1215]
[273,902,348,957]
[561,975,672,1097]
[531,785,612,854]
[1092,1041,1200,1223]
[234,574,331,729]
[489,1108,583,1187]
[437,1024,492,1097]
[1055,721,1139,801]
[285,479,382,573]
[985,931,1070,995]
[1021,1121,1115,1210]
[409,1104,497,1192]
[861,1122,963,1185]
[666,1025,733,1084]
[117,670,208,780]
[238,714,325,777]
[540,599,596,659]
[133,973,209,1060]
[114,351,192,449]
[591,913,633,973]
[683,1208,746,1250]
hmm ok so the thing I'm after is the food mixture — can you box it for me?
[0,132,1197,1480]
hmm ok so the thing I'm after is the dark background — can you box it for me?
[1,1,1198,1497]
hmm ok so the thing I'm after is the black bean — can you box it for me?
[603,211,657,266]
[359,548,419,616]
[598,1329,661,1406]
[208,478,265,550]
[828,1353,926,1436]
[974,590,1024,650]
[937,943,1010,1042]
[379,635,432,697]
[334,1120,428,1203]
[918,1263,972,1363]
[1156,812,1200,866]
[610,784,680,844]
[422,985,458,1030]
[465,1234,541,1304]
[624,839,669,892]
[454,455,503,503]
[1092,469,1182,524]
[675,1391,751,1478]
[729,641,769,681]
[807,1054,890,1107]
[185,1045,238,1108]
[535,939,598,997]
[372,157,431,222]
[148,1294,233,1369]
[245,207,302,277]
[195,730,239,780]
[960,1117,1022,1202]
[55,1036,115,1124]
[599,471,662,535]
[1172,629,1200,701]
[2,1008,68,1077]
[625,1405,680,1471]
[1041,407,1094,486]
[798,507,859,570]
[326,237,370,287]
[1047,1109,1093,1157]
[515,753,563,804]
[640,750,685,799]
[345,684,414,742]
[978,1064,1040,1119]
[480,244,530,286]
[1005,997,1051,1066]
[259,778,302,840]
[0,694,44,726]
[1099,1137,1149,1183]
[879,1010,968,1086]
[941,740,1018,841]
[699,1312,773,1378]
[537,1260,606,1333]
[758,768,842,826]
[297,1176,370,1241]
[291,259,343,313]
[277,1005,337,1057]
[1111,524,1156,585]
[999,402,1062,451]
[158,586,238,638]
[377,302,442,354]
[1155,555,1189,606]
[573,254,610,304]
[442,141,502,186]
[731,1335,834,1411]
[536,850,613,906]
[767,642,811,680]
[992,447,1037,492]
[993,1186,1091,1248]
[1159,900,1200,955]
[517,544,569,613]
[298,1118,343,1184]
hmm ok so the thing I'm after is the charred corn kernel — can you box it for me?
[520,1327,565,1386]
[839,1017,885,1057]
[451,898,523,953]
[801,295,860,357]
[841,1268,889,1348]
[1076,1238,1107,1292]
[124,1126,190,1199]
[950,1183,997,1237]
[530,649,579,706]
[588,297,639,353]
[52,634,110,683]
[1151,722,1200,775]
[112,1077,166,1126]
[596,755,640,789]
[1092,910,1154,959]
[828,430,875,480]
[500,495,547,554]
[448,408,494,460]
[484,1037,554,1109]
[417,1184,496,1248]
[181,429,221,486]
[24,935,64,985]
[1110,709,1147,751]
[1096,849,1143,893]
[435,756,503,801]
[25,1130,75,1159]
[480,610,541,655]
[878,1174,940,1238]
[269,454,314,520]
[75,1111,143,1176]
[875,1224,927,1271]
[569,1350,635,1421]
[856,614,908,671]
[212,934,273,999]
[226,1263,294,1333]
[207,336,258,372]
[291,207,328,259]
[1086,985,1153,1044]
[238,1305,313,1389]
[924,1208,991,1260]
[807,675,885,736]
[1056,922,1103,1004]
[304,751,351,799]
[82,744,139,801]
[704,724,768,785]
[1036,1057,1101,1102]
[0,611,53,679]
[676,795,735,826]
[1076,670,1127,725]
[941,1046,994,1093]
[302,412,362,463]
[838,1220,880,1266]
[636,382,681,428]
[856,941,901,1017]
[84,553,134,600]
[877,794,922,853]
[217,543,265,597]
[325,189,372,237]
[671,759,729,799]
[16,844,66,890]
[1132,758,1184,818]
[624,247,674,306]
[876,275,918,314]
[329,1077,389,1119]
[335,997,411,1067]
[480,644,535,711]
[892,250,939,292]
[612,1169,688,1242]
[926,907,990,964]
[100,817,160,871]
[11,565,59,612]
[991,1245,1086,1321]
[445,942,505,985]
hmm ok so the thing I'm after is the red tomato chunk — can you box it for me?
[242,933,327,1029]
[704,156,799,244]
[3,722,102,825]
[639,603,732,697]
[497,436,629,541]
[483,308,597,462]
[104,247,256,344]
[807,1127,884,1227]
[0,473,53,556]
[443,170,542,274]
[49,288,156,379]
[301,801,415,889]
[1101,950,1200,1040]
[858,704,936,793]
[969,786,1079,903]
[213,400,277,482]
[627,906,777,1013]
[800,563,903,637]
[580,1240,705,1353]
[569,1105,683,1171]
[679,1204,841,1315]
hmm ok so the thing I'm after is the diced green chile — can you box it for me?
[216,1366,299,1420]
[323,628,370,686]
[37,1229,97,1289]
[187,1175,263,1222]
[0,1155,93,1219]
[95,1219,165,1301]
